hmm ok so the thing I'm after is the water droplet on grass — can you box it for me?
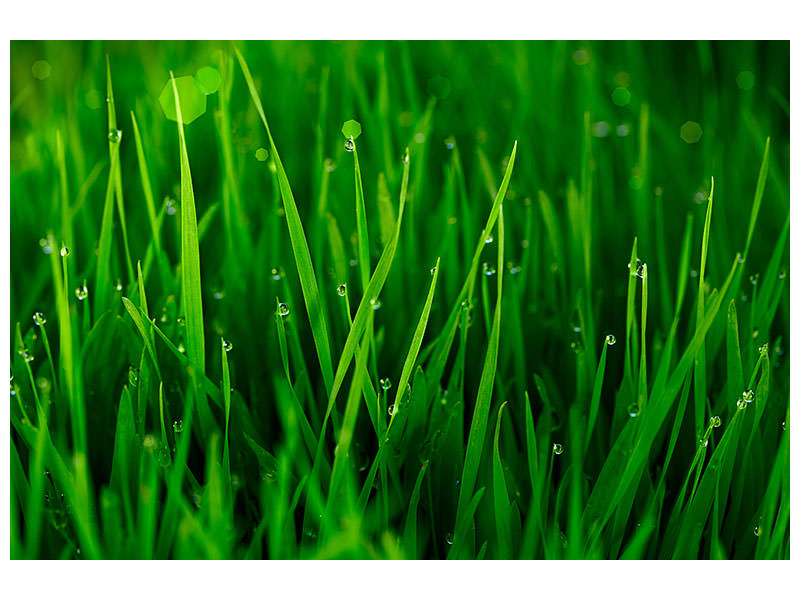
[128,367,139,387]
[60,245,70,257]
[742,389,754,404]
[108,129,122,143]
[380,377,392,391]
[552,443,564,455]
[344,138,355,152]
[606,334,616,346]
[483,263,496,277]
[627,403,639,418]
[271,267,283,280]
[75,284,88,301]
[278,303,290,317]
[173,419,183,433]
[592,121,609,137]
[222,338,233,352]
[711,415,722,428]
[370,298,382,311]
[445,532,454,545]
[336,283,347,297]
[33,312,46,326]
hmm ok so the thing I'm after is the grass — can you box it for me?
[9,40,789,559]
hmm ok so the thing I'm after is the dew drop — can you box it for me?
[128,366,139,387]
[114,279,123,292]
[711,415,721,428]
[699,438,709,448]
[177,343,186,354]
[742,389,754,404]
[778,267,786,280]
[627,403,639,418]
[387,403,396,416]
[75,284,88,301]
[445,532,454,545]
[484,233,494,244]
[40,237,54,254]
[758,343,768,356]
[370,298,382,311]
[344,138,355,152]
[165,199,177,215]
[605,334,616,346]
[173,418,183,433]
[336,283,347,297]
[737,398,748,410]
[176,315,186,327]
[222,338,233,353]
[271,267,283,281]
[444,137,455,150]
[324,158,335,172]
[749,273,759,286]
[33,312,46,326]
[754,524,761,537]
[483,262,496,277]
[552,443,564,455]
[108,129,122,143]
[380,377,392,391]
[60,245,70,257]
[278,302,290,317]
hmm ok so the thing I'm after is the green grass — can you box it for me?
[9,40,789,559]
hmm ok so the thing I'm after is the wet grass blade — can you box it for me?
[235,47,334,394]
[452,206,505,555]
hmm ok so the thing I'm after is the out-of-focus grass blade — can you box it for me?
[742,137,770,261]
